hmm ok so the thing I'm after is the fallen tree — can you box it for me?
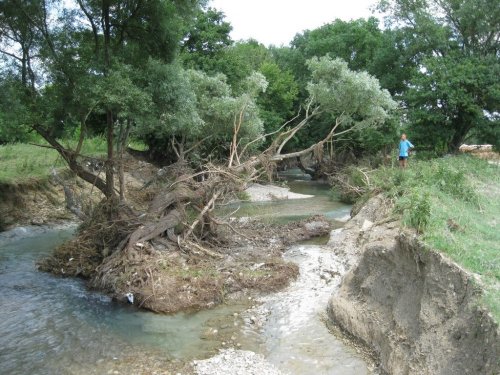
[37,56,397,311]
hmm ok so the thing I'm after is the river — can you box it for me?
[0,178,371,375]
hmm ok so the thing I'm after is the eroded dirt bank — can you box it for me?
[327,196,499,375]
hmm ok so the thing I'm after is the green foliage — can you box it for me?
[289,18,415,98]
[333,166,371,204]
[293,18,383,72]
[407,54,500,151]
[181,7,233,72]
[0,0,204,164]
[135,62,268,162]
[93,64,152,120]
[220,40,271,88]
[306,56,397,131]
[380,0,500,151]
[372,157,479,205]
[257,62,299,134]
[135,60,202,160]
[0,77,32,143]
[188,69,266,159]
[396,190,431,233]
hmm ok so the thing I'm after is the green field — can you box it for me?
[370,156,500,320]
[0,137,107,184]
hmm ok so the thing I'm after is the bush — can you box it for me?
[330,166,371,204]
[395,190,431,233]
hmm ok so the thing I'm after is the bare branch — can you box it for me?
[270,117,342,162]
[238,110,303,159]
[0,48,22,61]
[276,100,318,155]
[184,192,220,240]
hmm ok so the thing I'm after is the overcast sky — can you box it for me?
[209,0,379,46]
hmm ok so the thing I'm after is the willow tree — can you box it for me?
[109,55,397,257]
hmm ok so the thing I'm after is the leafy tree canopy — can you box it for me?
[379,0,500,150]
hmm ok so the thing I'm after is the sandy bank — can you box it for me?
[244,183,313,202]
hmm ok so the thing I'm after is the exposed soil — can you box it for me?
[0,154,159,230]
[326,196,499,375]
[0,180,76,229]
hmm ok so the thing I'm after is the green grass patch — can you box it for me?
[370,155,500,320]
[0,136,107,184]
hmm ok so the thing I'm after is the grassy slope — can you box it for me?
[0,137,107,184]
[370,155,500,320]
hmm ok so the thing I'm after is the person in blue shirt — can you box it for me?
[399,133,414,168]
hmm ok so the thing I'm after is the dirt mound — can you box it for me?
[327,196,499,375]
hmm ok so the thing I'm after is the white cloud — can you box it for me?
[209,0,379,46]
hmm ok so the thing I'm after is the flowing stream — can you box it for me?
[0,176,370,375]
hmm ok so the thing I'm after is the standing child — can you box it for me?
[399,133,414,168]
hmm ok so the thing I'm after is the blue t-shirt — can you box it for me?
[399,140,414,157]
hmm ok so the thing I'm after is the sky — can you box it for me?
[209,0,379,46]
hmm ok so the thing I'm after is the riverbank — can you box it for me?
[368,155,499,319]
[324,155,500,374]
[326,195,499,374]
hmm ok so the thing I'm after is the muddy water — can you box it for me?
[0,181,368,374]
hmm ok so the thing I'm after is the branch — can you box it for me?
[276,100,318,155]
[0,48,23,61]
[75,104,98,155]
[171,136,181,159]
[228,103,247,167]
[184,136,212,155]
[270,116,342,162]
[209,216,254,242]
[28,142,55,150]
[32,124,110,196]
[184,192,220,240]
[238,110,302,159]
[76,0,100,56]
[183,240,223,259]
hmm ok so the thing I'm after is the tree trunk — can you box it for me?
[103,1,115,200]
[449,112,473,152]
[33,124,109,196]
[105,109,115,199]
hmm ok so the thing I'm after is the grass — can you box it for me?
[0,136,111,184]
[369,155,500,320]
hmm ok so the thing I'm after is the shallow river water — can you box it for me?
[0,179,369,375]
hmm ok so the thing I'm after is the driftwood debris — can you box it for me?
[34,103,346,259]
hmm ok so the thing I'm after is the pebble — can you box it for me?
[193,348,284,375]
